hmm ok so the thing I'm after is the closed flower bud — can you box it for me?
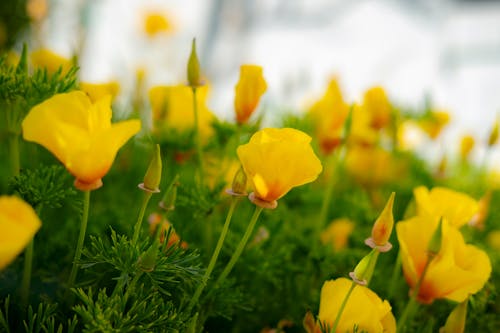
[366,192,395,252]
[137,241,158,272]
[488,119,499,147]
[350,249,379,286]
[226,165,247,196]
[140,144,162,193]
[187,38,202,87]
[427,218,443,256]
[440,298,468,333]
[159,175,179,211]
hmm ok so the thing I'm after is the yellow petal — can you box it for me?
[30,48,72,75]
[80,81,120,103]
[321,218,355,251]
[234,65,267,124]
[0,196,41,270]
[363,86,391,129]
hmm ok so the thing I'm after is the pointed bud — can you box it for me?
[187,38,202,87]
[365,192,395,252]
[140,144,162,193]
[488,119,499,147]
[440,298,468,333]
[428,218,444,257]
[349,249,380,286]
[226,165,248,196]
[16,43,28,75]
[159,175,179,211]
[137,240,159,272]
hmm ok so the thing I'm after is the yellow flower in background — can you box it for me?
[348,104,379,147]
[31,48,72,75]
[363,86,392,130]
[237,128,322,205]
[459,135,475,161]
[397,120,425,150]
[487,230,500,251]
[80,81,121,103]
[396,216,491,303]
[143,12,173,37]
[149,85,215,142]
[418,110,450,139]
[234,65,267,124]
[413,186,478,228]
[27,0,48,22]
[0,196,41,270]
[321,218,354,251]
[487,118,499,147]
[317,278,396,333]
[308,78,349,154]
[469,190,491,230]
[22,91,141,190]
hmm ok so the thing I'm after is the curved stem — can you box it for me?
[213,206,263,289]
[330,281,356,333]
[187,197,240,312]
[192,87,204,180]
[68,190,90,288]
[132,192,153,245]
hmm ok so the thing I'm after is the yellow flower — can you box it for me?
[149,85,215,142]
[317,278,396,333]
[486,230,500,251]
[321,218,355,251]
[26,0,48,22]
[487,118,499,147]
[418,111,450,139]
[363,86,392,130]
[143,12,173,37]
[459,135,475,161]
[397,216,491,303]
[0,196,41,270]
[30,48,72,75]
[308,78,349,154]
[469,190,491,230]
[413,186,478,228]
[234,65,267,124]
[348,104,379,147]
[80,81,120,103]
[22,91,141,190]
[237,128,322,205]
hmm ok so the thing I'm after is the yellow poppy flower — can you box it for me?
[80,81,121,103]
[149,85,215,142]
[237,128,322,204]
[143,12,173,37]
[234,65,267,124]
[413,186,478,228]
[317,278,396,333]
[397,216,491,303]
[363,86,392,130]
[22,91,141,190]
[308,78,349,154]
[418,110,450,139]
[0,196,41,270]
[348,104,379,147]
[459,135,475,161]
[321,218,355,251]
[30,48,72,75]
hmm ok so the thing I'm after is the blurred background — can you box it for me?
[2,0,500,163]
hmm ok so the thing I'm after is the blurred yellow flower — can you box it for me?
[308,78,349,154]
[348,104,379,147]
[27,0,48,22]
[487,118,499,147]
[234,65,267,124]
[0,196,41,270]
[31,48,72,75]
[487,230,500,251]
[148,213,187,248]
[22,91,141,190]
[413,186,478,228]
[397,216,491,303]
[143,12,173,37]
[80,81,120,103]
[469,190,491,230]
[237,128,322,205]
[317,278,396,333]
[418,111,450,139]
[459,135,475,161]
[149,85,215,143]
[363,86,391,130]
[321,218,354,251]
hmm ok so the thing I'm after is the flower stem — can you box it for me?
[330,280,356,333]
[388,250,402,299]
[213,206,263,289]
[192,87,204,180]
[316,152,339,242]
[132,191,153,245]
[187,197,240,312]
[20,239,34,305]
[8,134,20,177]
[68,190,90,288]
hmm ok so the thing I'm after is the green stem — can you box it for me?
[192,87,204,180]
[316,152,339,242]
[8,134,20,177]
[188,197,240,312]
[397,254,433,332]
[213,206,263,289]
[330,280,356,333]
[67,190,90,288]
[20,240,34,305]
[132,191,153,245]
[388,250,402,299]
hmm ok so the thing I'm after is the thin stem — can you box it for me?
[67,190,91,288]
[8,134,20,177]
[20,240,34,305]
[192,87,204,179]
[316,152,339,242]
[387,250,402,299]
[132,192,153,245]
[213,206,263,289]
[397,254,433,332]
[330,281,356,333]
[188,197,240,312]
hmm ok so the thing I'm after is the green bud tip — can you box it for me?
[140,144,162,193]
[187,38,202,87]
[428,217,444,256]
[350,249,379,285]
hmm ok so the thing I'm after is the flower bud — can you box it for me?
[350,249,379,285]
[488,119,499,147]
[226,165,248,196]
[440,298,468,333]
[137,240,158,272]
[366,192,395,252]
[460,135,475,161]
[428,218,443,257]
[140,144,162,193]
[159,175,179,211]
[187,38,202,87]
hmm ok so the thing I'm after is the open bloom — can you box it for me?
[234,65,267,124]
[30,48,72,75]
[397,216,491,303]
[22,91,141,190]
[237,128,322,205]
[0,196,42,270]
[80,81,121,103]
[316,278,396,333]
